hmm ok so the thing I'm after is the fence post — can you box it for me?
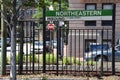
[32,21,35,73]
[112,3,116,75]
[19,21,24,74]
[43,5,46,73]
[100,30,104,76]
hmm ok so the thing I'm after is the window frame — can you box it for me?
[102,3,113,10]
[85,21,96,26]
[102,3,113,26]
[101,20,113,26]
[85,3,97,26]
[85,3,97,10]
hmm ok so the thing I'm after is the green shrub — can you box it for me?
[87,60,96,66]
[6,54,10,64]
[63,57,70,65]
[16,53,20,64]
[6,53,25,64]
[39,53,57,65]
[24,54,38,63]
[6,56,9,64]
[63,57,82,65]
[63,57,75,65]
[75,59,81,65]
[46,54,57,64]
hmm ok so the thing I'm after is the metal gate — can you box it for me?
[8,20,119,76]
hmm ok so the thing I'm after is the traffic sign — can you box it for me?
[47,23,55,30]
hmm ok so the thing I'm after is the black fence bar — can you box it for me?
[37,29,40,73]
[18,21,24,74]
[32,21,35,73]
[101,30,104,76]
[56,24,59,76]
[112,3,116,75]
[30,21,32,73]
[25,21,28,74]
[43,5,46,73]
[74,29,76,75]
[78,30,81,73]
[95,30,98,74]
[83,30,85,74]
[70,29,73,75]
[86,29,89,76]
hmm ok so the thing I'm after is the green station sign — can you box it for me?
[46,10,112,17]
[46,10,112,21]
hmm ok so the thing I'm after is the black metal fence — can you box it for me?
[5,21,119,76]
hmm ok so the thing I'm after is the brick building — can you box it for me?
[67,0,120,58]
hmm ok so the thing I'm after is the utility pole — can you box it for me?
[0,0,7,75]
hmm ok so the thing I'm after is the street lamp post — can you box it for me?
[57,0,62,57]
[49,5,54,52]
[59,21,64,57]
[58,1,64,57]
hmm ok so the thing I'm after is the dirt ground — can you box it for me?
[0,74,120,80]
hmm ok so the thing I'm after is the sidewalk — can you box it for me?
[0,74,95,80]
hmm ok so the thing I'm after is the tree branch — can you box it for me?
[0,10,11,31]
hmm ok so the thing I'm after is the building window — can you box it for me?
[85,3,96,10]
[85,21,96,26]
[102,4,113,9]
[85,3,96,26]
[102,3,113,26]
[102,20,112,26]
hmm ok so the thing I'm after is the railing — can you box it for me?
[5,21,118,76]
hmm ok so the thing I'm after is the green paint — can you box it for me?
[46,10,112,17]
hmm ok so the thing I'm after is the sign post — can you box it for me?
[47,23,55,53]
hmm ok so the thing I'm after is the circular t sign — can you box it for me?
[48,23,55,30]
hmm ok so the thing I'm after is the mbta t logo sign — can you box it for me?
[47,23,55,30]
